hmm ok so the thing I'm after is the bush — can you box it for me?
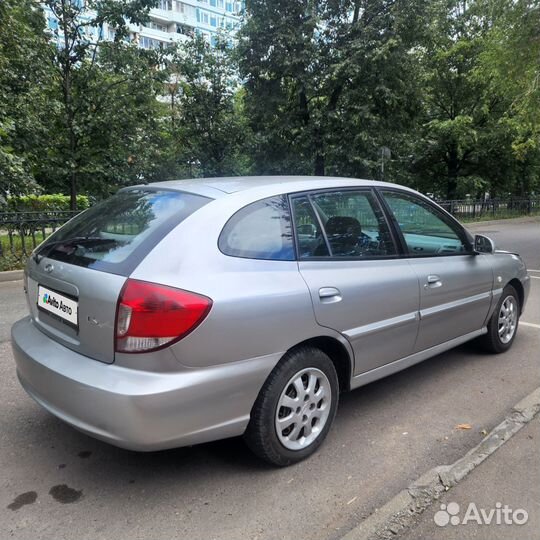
[5,194,90,212]
[0,252,24,272]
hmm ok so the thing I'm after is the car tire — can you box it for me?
[479,284,520,353]
[244,346,339,467]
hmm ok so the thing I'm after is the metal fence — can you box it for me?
[437,198,540,220]
[0,197,538,268]
[0,211,79,261]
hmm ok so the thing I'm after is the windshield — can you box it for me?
[35,188,210,275]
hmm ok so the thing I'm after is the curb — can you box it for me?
[465,215,540,228]
[340,387,540,540]
[0,270,24,282]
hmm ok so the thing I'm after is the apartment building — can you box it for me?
[43,0,244,49]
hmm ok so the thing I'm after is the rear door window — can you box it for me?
[219,195,294,260]
[294,190,397,258]
[291,196,329,257]
[35,188,210,275]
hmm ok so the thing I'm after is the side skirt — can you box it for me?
[350,328,487,390]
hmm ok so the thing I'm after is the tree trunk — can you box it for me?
[66,84,78,210]
[70,170,77,210]
[61,1,78,211]
[446,147,459,200]
[314,151,325,176]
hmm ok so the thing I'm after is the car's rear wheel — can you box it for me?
[244,346,339,466]
[479,284,520,353]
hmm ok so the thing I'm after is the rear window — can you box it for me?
[219,195,294,260]
[35,188,210,275]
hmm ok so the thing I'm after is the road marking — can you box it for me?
[521,321,540,329]
[528,269,540,273]
[530,276,540,280]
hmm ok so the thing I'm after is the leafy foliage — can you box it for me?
[237,0,428,178]
[37,0,160,208]
[0,0,53,198]
[0,0,538,204]
[6,193,90,211]
[408,0,540,198]
[163,35,250,178]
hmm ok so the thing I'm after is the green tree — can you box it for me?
[164,35,249,178]
[42,0,158,208]
[238,0,427,178]
[0,0,52,200]
[411,0,540,199]
[37,42,168,200]
[478,0,540,196]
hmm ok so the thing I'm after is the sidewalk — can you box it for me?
[399,415,540,540]
[465,215,540,229]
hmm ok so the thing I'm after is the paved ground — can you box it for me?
[0,218,538,540]
[400,416,540,540]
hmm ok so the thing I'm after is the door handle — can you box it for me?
[319,287,342,303]
[425,275,442,288]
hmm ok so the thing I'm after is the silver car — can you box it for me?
[12,177,530,466]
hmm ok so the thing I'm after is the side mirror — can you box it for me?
[474,234,495,254]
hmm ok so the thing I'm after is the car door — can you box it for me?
[380,189,494,352]
[292,189,420,375]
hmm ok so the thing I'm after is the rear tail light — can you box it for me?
[115,279,212,353]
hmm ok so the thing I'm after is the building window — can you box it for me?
[210,15,217,27]
[225,1,233,12]
[147,21,168,32]
[158,0,172,10]
[175,1,185,12]
[176,23,193,35]
[48,17,59,30]
[140,36,166,49]
[210,0,216,6]
[217,0,224,7]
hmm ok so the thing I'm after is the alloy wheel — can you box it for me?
[498,295,517,344]
[275,368,332,451]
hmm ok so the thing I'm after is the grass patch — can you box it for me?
[0,231,46,271]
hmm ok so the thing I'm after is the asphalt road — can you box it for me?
[1,218,539,540]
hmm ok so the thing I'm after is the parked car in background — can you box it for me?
[11,177,530,466]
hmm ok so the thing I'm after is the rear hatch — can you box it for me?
[26,187,210,363]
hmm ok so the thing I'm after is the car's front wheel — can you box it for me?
[480,284,520,353]
[244,346,339,466]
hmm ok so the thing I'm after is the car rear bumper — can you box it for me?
[12,316,279,451]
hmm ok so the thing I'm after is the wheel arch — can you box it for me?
[508,278,525,314]
[286,336,353,392]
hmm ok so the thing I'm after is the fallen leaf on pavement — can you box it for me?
[456,423,472,430]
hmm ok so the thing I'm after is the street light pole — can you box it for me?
[380,146,391,182]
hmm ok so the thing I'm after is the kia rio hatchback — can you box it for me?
[12,177,530,466]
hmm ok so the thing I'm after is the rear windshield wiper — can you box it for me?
[33,236,117,264]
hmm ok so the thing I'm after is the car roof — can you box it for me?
[144,176,414,198]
